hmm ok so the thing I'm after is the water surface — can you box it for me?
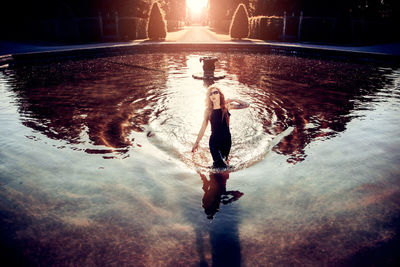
[0,52,399,266]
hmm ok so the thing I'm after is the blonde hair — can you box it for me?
[205,86,229,125]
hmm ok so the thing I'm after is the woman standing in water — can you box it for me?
[192,86,249,168]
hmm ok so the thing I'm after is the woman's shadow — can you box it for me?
[197,171,244,267]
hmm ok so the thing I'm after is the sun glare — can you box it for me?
[186,0,208,14]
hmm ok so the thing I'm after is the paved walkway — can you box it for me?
[166,25,227,42]
[1,26,400,57]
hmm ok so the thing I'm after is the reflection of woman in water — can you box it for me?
[192,86,249,168]
[199,171,244,220]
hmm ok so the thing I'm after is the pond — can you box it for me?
[0,51,399,266]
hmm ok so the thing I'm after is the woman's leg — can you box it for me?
[209,139,227,168]
[220,138,232,162]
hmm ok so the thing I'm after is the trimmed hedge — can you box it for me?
[285,16,299,37]
[119,17,148,40]
[300,17,335,42]
[350,19,394,44]
[249,16,283,40]
[35,19,59,41]
[78,17,102,41]
[249,15,396,44]
[119,18,139,40]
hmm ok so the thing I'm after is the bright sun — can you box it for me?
[186,0,208,14]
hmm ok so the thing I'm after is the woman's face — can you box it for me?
[209,88,220,104]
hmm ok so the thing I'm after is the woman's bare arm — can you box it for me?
[192,111,209,152]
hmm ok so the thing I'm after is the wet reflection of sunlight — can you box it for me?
[1,51,400,266]
[147,54,277,172]
[147,55,209,169]
[7,52,397,171]
[151,54,296,172]
[184,56,206,127]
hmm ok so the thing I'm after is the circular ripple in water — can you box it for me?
[145,55,293,172]
[2,52,394,172]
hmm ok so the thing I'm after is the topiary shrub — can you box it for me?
[146,2,167,40]
[229,3,249,39]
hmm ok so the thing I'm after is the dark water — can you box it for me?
[0,52,399,266]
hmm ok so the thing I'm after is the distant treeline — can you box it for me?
[1,0,399,43]
[2,0,399,21]
[210,0,400,20]
[210,0,400,44]
[0,0,185,40]
[1,0,186,19]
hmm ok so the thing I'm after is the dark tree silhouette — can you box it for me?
[229,3,250,39]
[247,0,399,19]
[157,0,186,20]
[146,2,167,40]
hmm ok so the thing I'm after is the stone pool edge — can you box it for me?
[1,42,399,67]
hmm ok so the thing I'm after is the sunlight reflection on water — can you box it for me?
[146,54,286,172]
[2,52,397,167]
[0,52,399,266]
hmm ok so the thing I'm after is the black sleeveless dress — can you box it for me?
[209,108,231,168]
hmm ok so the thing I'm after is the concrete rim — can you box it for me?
[2,42,399,67]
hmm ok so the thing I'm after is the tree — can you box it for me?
[229,3,250,39]
[209,0,249,22]
[147,2,167,40]
[157,0,186,20]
